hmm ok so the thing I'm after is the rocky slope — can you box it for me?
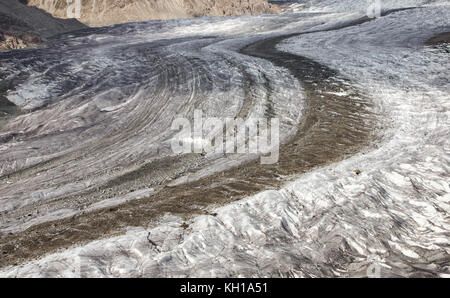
[27,0,280,27]
[0,0,86,51]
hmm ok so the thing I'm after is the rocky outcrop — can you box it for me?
[0,30,42,51]
[26,0,280,27]
[0,11,42,50]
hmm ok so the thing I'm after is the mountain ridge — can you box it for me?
[26,0,280,27]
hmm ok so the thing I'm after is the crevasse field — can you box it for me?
[0,0,449,277]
